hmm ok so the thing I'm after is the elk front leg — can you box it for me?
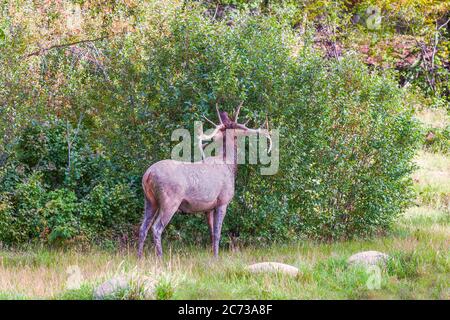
[206,210,214,252]
[213,204,227,257]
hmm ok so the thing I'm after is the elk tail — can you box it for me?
[142,171,159,220]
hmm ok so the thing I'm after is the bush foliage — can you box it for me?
[0,2,421,247]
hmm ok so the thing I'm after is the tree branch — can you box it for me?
[66,113,84,175]
[25,36,110,58]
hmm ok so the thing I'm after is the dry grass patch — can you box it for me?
[415,108,449,129]
[413,151,450,188]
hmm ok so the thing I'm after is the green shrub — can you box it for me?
[80,183,140,241]
[0,192,16,244]
[0,174,80,244]
[0,120,141,246]
[8,172,48,243]
[0,7,420,247]
[44,189,79,243]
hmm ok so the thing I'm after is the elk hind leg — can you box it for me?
[152,202,179,258]
[138,197,158,259]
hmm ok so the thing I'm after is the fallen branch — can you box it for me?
[25,36,109,58]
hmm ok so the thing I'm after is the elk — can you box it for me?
[137,102,272,258]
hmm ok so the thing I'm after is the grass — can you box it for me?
[413,151,450,210]
[0,204,448,300]
[0,108,448,300]
[415,107,449,130]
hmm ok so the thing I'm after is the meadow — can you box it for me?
[0,203,447,300]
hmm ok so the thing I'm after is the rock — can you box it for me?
[93,276,129,300]
[246,262,299,276]
[93,275,157,300]
[348,251,390,267]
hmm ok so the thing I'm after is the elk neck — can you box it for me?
[220,130,238,177]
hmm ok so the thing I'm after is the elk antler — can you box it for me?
[198,122,223,160]
[265,118,272,153]
[202,115,218,127]
[236,121,272,153]
[234,101,243,122]
[197,103,227,160]
[198,126,222,141]
[216,103,223,125]
[263,117,272,153]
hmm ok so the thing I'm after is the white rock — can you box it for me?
[246,262,299,276]
[93,275,157,300]
[93,276,129,300]
[348,251,390,267]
